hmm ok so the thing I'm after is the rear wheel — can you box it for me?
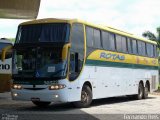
[136,83,144,100]
[73,85,92,108]
[32,101,51,107]
[143,84,149,99]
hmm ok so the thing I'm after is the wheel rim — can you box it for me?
[81,91,89,103]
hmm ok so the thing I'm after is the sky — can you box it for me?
[0,0,160,38]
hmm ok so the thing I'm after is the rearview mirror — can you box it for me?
[62,43,71,60]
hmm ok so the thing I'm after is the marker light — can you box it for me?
[49,84,66,90]
[12,84,22,90]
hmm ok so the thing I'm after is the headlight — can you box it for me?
[12,84,22,90]
[49,84,66,90]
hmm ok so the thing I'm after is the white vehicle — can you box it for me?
[0,38,12,93]
[11,18,159,107]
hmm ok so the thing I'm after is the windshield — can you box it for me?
[15,23,70,44]
[13,46,68,79]
[0,43,12,60]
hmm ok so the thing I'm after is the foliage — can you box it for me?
[142,27,160,48]
[8,38,15,43]
[142,31,157,41]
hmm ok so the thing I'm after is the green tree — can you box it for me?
[142,27,160,48]
[142,27,160,86]
[8,38,15,43]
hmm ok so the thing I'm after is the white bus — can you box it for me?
[0,38,12,93]
[10,18,159,107]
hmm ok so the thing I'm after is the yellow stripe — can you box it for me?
[87,50,158,67]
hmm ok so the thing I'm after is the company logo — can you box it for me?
[100,52,125,60]
[0,64,10,70]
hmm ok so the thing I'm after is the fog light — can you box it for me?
[13,93,18,97]
[54,95,59,98]
[49,84,66,90]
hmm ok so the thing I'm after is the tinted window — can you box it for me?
[102,31,115,51]
[109,33,116,51]
[102,31,110,50]
[138,41,142,55]
[141,42,146,56]
[115,35,127,53]
[86,27,101,48]
[93,29,101,48]
[147,43,154,57]
[0,43,12,59]
[86,27,94,47]
[121,37,127,53]
[0,43,11,52]
[132,40,138,54]
[153,45,158,57]
[71,24,84,52]
[16,23,70,43]
[115,35,122,52]
[138,41,146,56]
[127,38,132,53]
[70,23,84,81]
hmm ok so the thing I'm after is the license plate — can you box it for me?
[31,98,40,101]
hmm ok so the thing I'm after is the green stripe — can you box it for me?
[86,59,158,70]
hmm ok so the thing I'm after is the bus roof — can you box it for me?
[0,38,13,44]
[20,18,157,45]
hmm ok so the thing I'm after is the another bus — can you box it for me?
[0,38,12,93]
[10,18,159,107]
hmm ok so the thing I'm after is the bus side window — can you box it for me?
[132,39,138,55]
[146,43,154,57]
[153,45,158,57]
[127,38,132,53]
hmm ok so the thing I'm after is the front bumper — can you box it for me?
[11,88,69,103]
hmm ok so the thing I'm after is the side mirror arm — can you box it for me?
[62,43,71,60]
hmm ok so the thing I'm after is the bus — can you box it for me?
[10,18,159,107]
[0,38,12,93]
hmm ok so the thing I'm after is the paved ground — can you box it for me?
[0,92,160,120]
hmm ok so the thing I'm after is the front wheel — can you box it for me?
[73,85,92,108]
[32,101,51,107]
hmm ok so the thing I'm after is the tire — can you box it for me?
[73,85,92,108]
[143,84,149,99]
[32,101,51,107]
[136,83,144,100]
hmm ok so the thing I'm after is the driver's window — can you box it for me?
[69,53,75,73]
[69,52,79,81]
[69,23,84,81]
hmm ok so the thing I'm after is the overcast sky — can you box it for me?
[0,0,160,38]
